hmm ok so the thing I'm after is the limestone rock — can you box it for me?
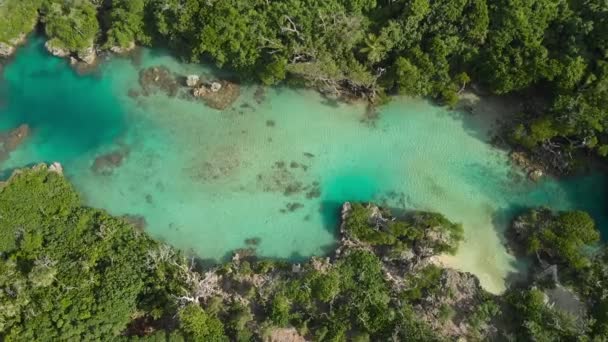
[49,162,64,175]
[0,34,27,58]
[110,41,136,54]
[78,46,97,65]
[45,40,70,58]
[186,74,200,87]
[0,42,15,58]
[210,81,222,92]
[528,169,544,182]
[510,151,546,181]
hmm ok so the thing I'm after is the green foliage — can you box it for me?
[507,288,587,341]
[343,204,463,256]
[259,57,288,85]
[42,0,100,51]
[401,265,443,302]
[0,167,189,340]
[312,270,341,303]
[0,0,40,43]
[178,304,227,342]
[105,0,150,48]
[480,0,560,94]
[395,304,444,341]
[515,208,600,270]
[268,293,291,327]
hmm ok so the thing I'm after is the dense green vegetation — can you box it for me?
[511,208,600,270]
[505,207,608,341]
[0,165,213,340]
[2,167,608,340]
[2,0,608,164]
[343,203,463,255]
[41,0,99,51]
[0,0,40,44]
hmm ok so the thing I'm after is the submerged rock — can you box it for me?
[254,86,266,104]
[0,124,30,162]
[138,66,180,97]
[123,214,147,232]
[91,147,130,175]
[510,151,545,181]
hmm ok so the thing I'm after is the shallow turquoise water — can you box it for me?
[1,38,606,292]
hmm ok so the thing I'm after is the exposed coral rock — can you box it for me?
[45,40,70,58]
[528,169,544,182]
[78,46,97,65]
[49,162,63,175]
[0,42,15,58]
[186,74,200,87]
[210,81,222,92]
[192,80,240,110]
[510,151,545,181]
[110,41,136,55]
[0,33,27,57]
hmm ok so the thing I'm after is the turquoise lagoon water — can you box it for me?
[0,38,606,293]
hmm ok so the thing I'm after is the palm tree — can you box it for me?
[360,33,386,65]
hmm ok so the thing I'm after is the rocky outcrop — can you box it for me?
[77,46,97,65]
[186,74,200,87]
[0,33,28,58]
[110,41,136,55]
[49,162,64,175]
[510,151,545,182]
[415,268,494,339]
[0,42,16,58]
[190,79,240,110]
[45,40,70,58]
